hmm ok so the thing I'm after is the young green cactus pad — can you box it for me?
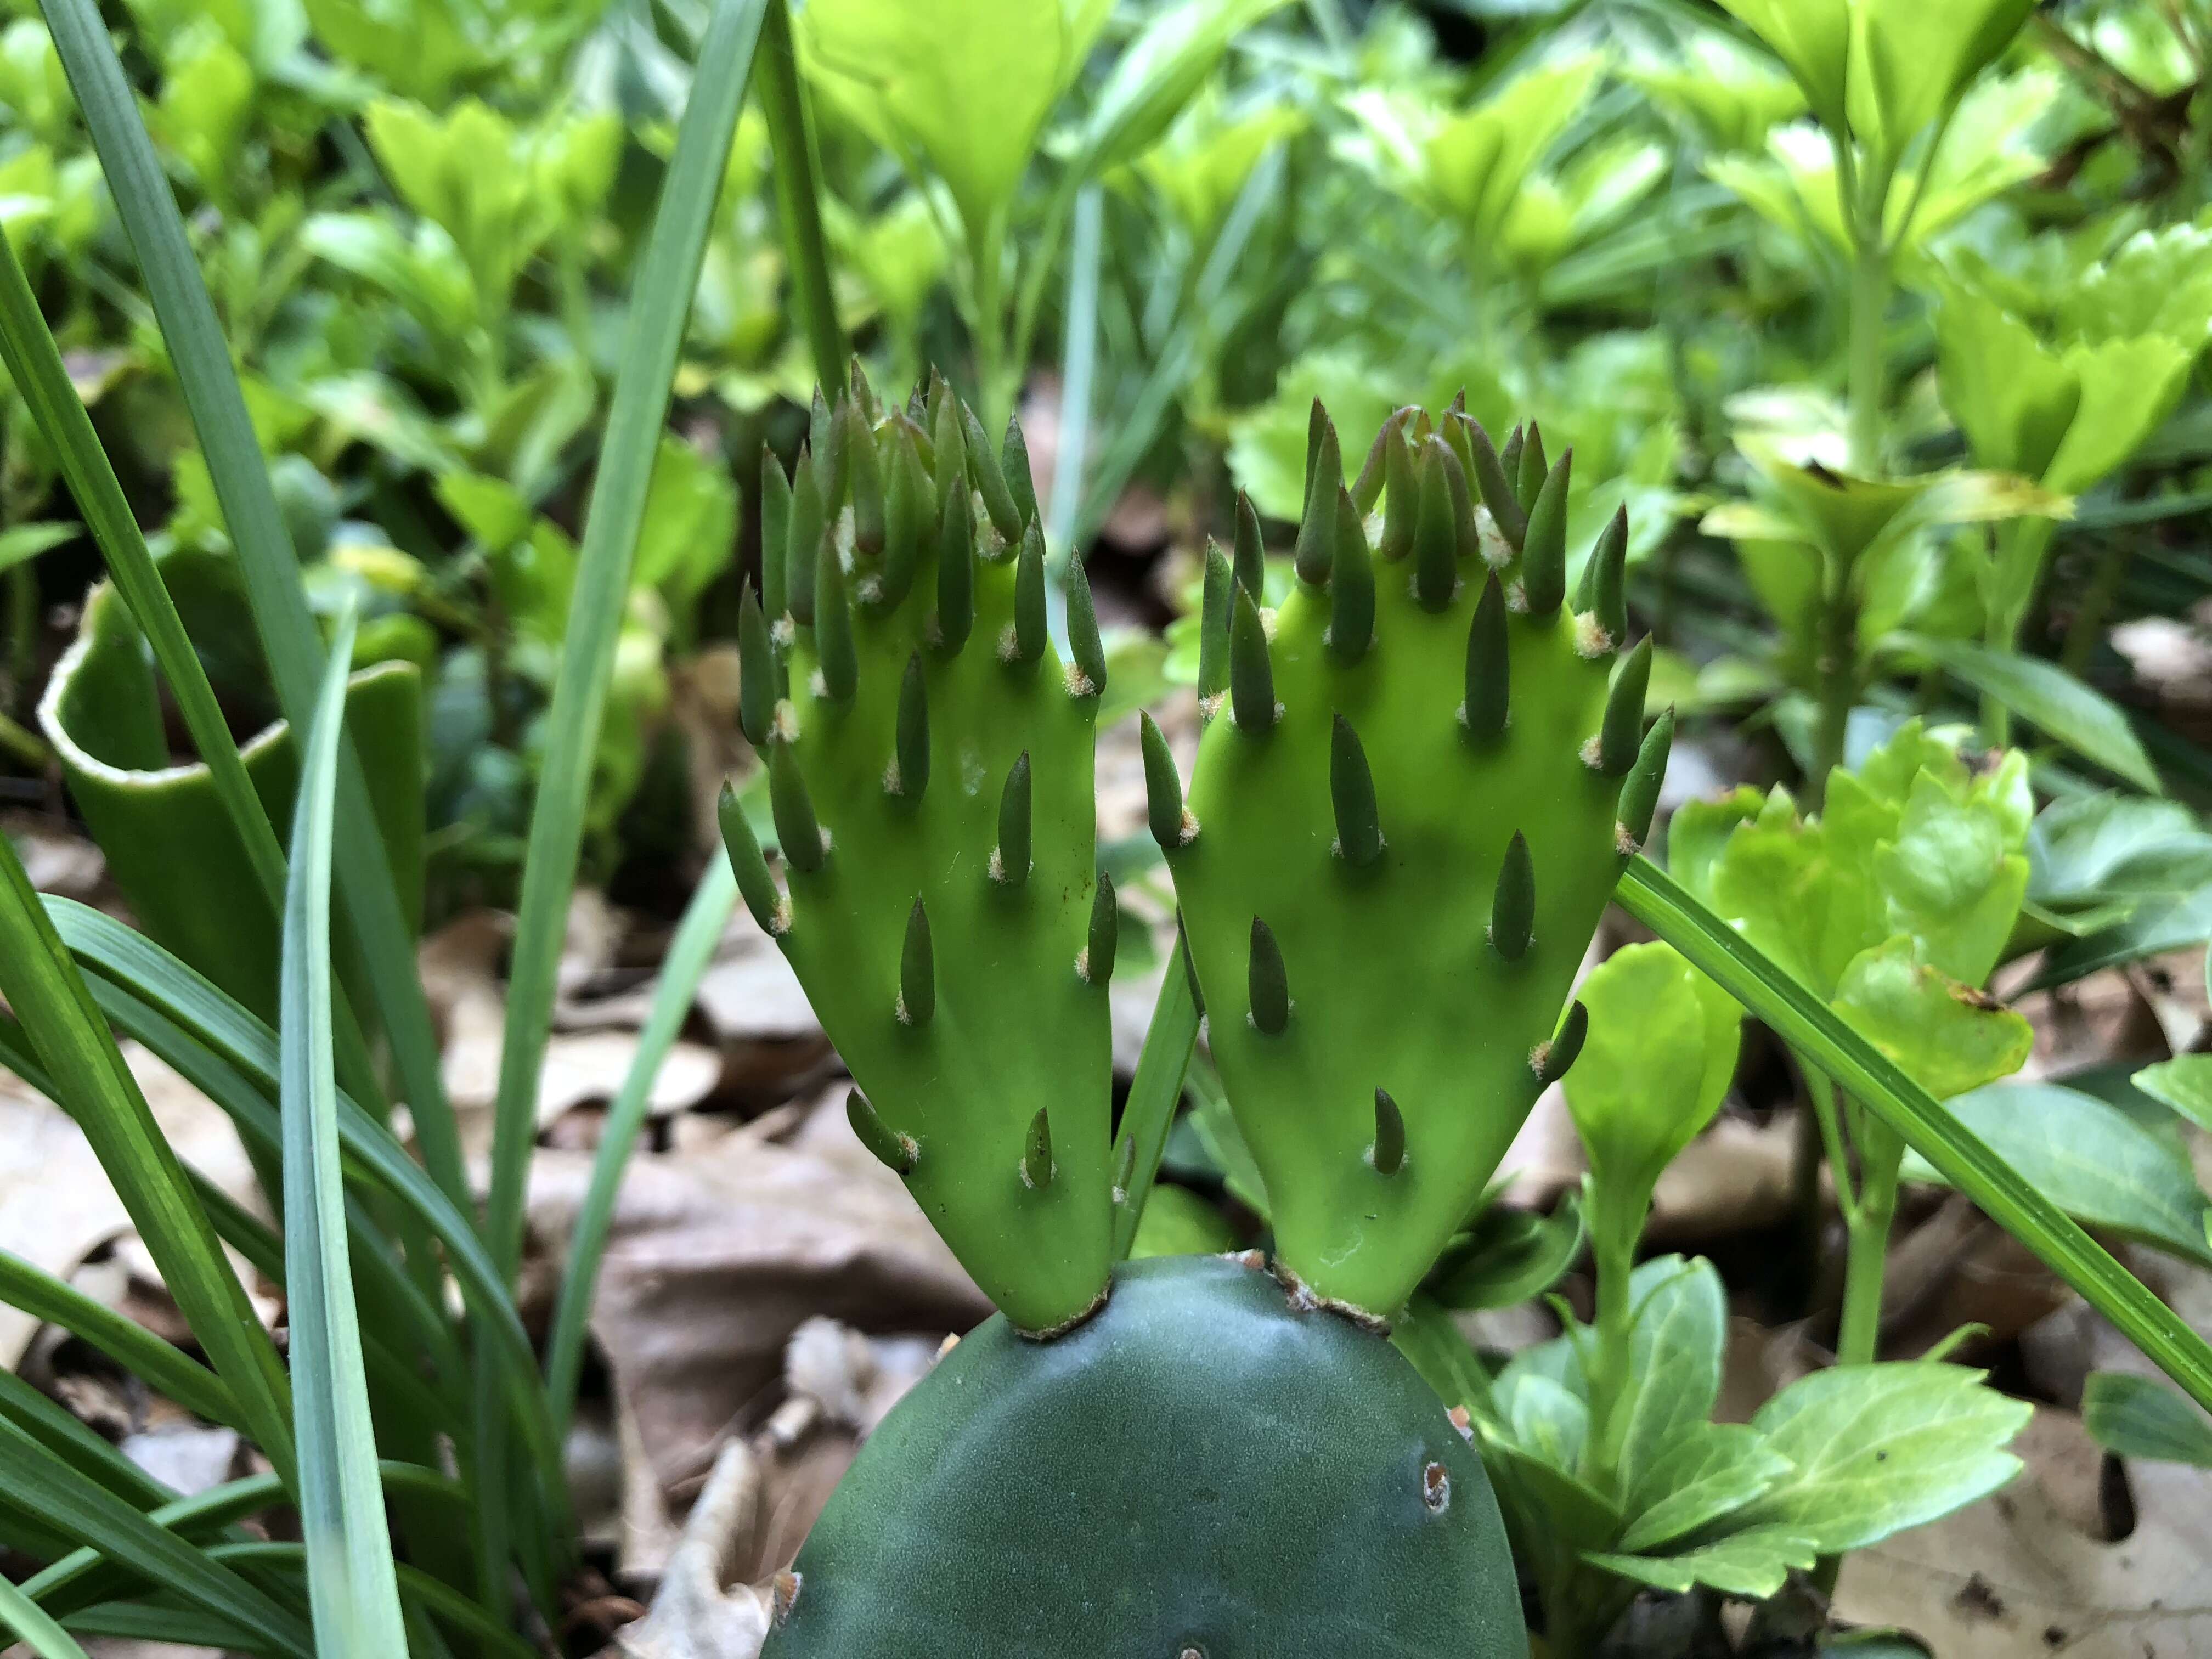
[719,368,1113,1335]
[760,1253,1526,1658]
[1158,401,1670,1318]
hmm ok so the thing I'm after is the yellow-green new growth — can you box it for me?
[1155,400,1671,1318]
[720,366,1112,1334]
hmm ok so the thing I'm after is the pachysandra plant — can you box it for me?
[1935,222,2212,701]
[797,0,1288,427]
[1670,720,2036,1365]
[720,381,1672,1655]
[1396,937,2032,1657]
[1341,53,1666,301]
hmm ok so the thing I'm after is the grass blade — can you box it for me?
[0,1250,241,1434]
[0,1417,309,1652]
[23,1464,461,1615]
[2,224,411,1149]
[280,607,410,1655]
[486,0,773,1278]
[491,0,778,1283]
[1110,935,1201,1261]
[0,1369,171,1512]
[470,0,775,1607]
[546,856,737,1434]
[755,0,847,392]
[0,1572,90,1659]
[39,0,466,1215]
[32,907,568,1527]
[0,847,294,1483]
[1619,855,2212,1413]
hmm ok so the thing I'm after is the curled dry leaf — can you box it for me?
[528,1087,990,1496]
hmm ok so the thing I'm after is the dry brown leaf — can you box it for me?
[428,903,722,1160]
[603,1438,770,1659]
[528,1087,989,1497]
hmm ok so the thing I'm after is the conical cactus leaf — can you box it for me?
[1165,401,1649,1317]
[723,402,1111,1334]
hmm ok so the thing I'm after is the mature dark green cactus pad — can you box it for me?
[721,369,1112,1334]
[1159,404,1669,1318]
[760,1254,1526,1658]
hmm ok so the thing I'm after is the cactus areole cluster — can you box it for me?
[722,370,1669,1656]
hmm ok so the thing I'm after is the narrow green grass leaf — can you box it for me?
[546,856,738,1434]
[0,1249,241,1434]
[0,1415,309,1652]
[0,844,294,1482]
[1620,857,2212,1414]
[487,0,773,1277]
[23,1464,462,1616]
[471,1,774,1606]
[0,1572,91,1659]
[0,1369,172,1512]
[32,910,568,1527]
[280,608,410,1656]
[40,0,466,1216]
[1110,938,1201,1260]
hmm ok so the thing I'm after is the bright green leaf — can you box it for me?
[1586,1523,1820,1599]
[802,0,1110,235]
[2135,1056,2212,1134]
[1618,1422,1793,1554]
[1830,937,2032,1102]
[1613,1256,1729,1494]
[1077,0,1288,176]
[2083,1372,2212,1469]
[1903,1082,2212,1265]
[1566,945,1742,1207]
[1734,1362,2030,1551]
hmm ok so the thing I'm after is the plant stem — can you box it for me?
[1814,204,1890,800]
[2059,532,2136,681]
[1844,239,1887,478]
[1835,1109,1903,1368]
[1583,1190,1642,1498]
[1982,516,2058,744]
[1812,552,1859,804]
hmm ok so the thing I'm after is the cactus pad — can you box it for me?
[721,370,1114,1334]
[1157,405,1669,1318]
[759,1253,1525,1658]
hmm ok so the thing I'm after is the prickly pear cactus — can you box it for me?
[1150,402,1671,1318]
[720,383,1680,1659]
[762,1253,1525,1659]
[719,366,1118,1335]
